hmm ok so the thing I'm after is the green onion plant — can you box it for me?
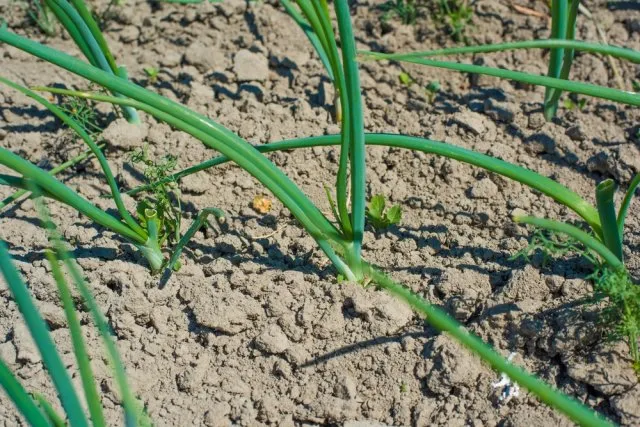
[0,194,148,426]
[33,0,140,123]
[2,0,639,425]
[0,76,163,271]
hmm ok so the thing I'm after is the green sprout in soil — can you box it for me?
[13,0,57,35]
[143,66,159,84]
[398,71,414,86]
[378,0,422,25]
[129,145,182,251]
[436,0,473,43]
[425,79,440,102]
[591,267,640,374]
[366,194,402,231]
[511,227,592,268]
[60,93,102,137]
[398,73,439,102]
[563,93,587,111]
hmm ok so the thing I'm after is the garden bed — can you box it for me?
[1,0,639,425]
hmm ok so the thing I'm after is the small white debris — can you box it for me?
[492,352,520,404]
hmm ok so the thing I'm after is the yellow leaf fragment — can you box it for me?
[252,195,272,214]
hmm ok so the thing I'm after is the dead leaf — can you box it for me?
[252,195,272,214]
[512,4,547,18]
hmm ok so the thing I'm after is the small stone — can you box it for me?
[214,234,244,254]
[216,0,245,18]
[344,422,393,427]
[545,275,565,293]
[498,265,547,301]
[185,41,228,72]
[375,297,413,333]
[0,342,17,365]
[234,49,269,82]
[204,402,231,427]
[618,144,640,174]
[527,112,546,130]
[561,278,593,298]
[414,399,437,426]
[451,111,487,135]
[221,375,251,395]
[313,305,346,338]
[425,335,489,395]
[102,118,149,150]
[566,125,587,141]
[39,301,67,329]
[436,268,492,322]
[587,151,615,176]
[119,26,140,43]
[191,290,262,335]
[470,56,501,87]
[182,174,209,195]
[484,98,516,123]
[159,50,182,68]
[469,177,498,199]
[254,324,290,354]
[524,133,556,155]
[176,369,202,392]
[273,359,292,378]
[611,385,640,425]
[566,342,637,395]
[13,323,39,364]
[203,258,234,275]
[334,374,358,400]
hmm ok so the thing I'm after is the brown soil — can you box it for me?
[1,0,640,425]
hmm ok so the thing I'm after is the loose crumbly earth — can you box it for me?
[1,0,640,425]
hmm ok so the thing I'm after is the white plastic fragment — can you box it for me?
[492,352,521,404]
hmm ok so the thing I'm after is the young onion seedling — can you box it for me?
[0,78,163,270]
[0,196,148,426]
[37,0,140,122]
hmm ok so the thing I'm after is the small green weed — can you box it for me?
[590,266,640,373]
[143,67,160,84]
[130,145,182,247]
[366,194,402,231]
[511,228,594,267]
[425,79,440,102]
[398,73,440,103]
[379,0,422,25]
[12,0,56,36]
[514,228,640,373]
[60,95,102,137]
[398,71,414,86]
[563,95,587,111]
[436,0,473,42]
